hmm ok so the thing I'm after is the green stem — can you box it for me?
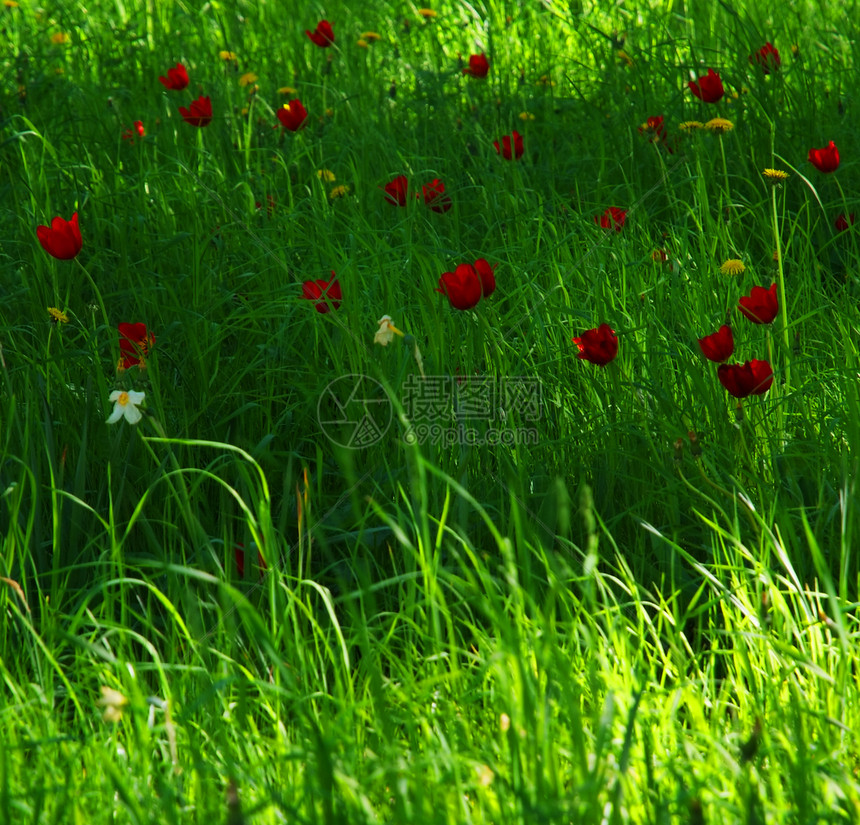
[771,185,790,391]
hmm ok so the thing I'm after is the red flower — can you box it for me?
[178,95,212,127]
[306,20,334,47]
[639,115,665,143]
[159,62,189,90]
[717,360,773,398]
[437,264,483,310]
[835,213,856,232]
[750,42,780,73]
[463,54,489,78]
[698,325,734,362]
[36,212,82,260]
[688,68,724,103]
[302,273,342,313]
[494,130,523,160]
[808,141,840,173]
[118,322,155,370]
[572,323,618,366]
[595,207,627,232]
[383,175,409,205]
[421,178,452,213]
[276,99,308,131]
[474,258,497,299]
[738,284,778,324]
[122,120,145,143]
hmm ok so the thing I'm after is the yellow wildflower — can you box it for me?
[763,168,789,183]
[4,1,20,8]
[357,39,368,48]
[617,50,633,67]
[317,169,336,182]
[238,72,257,86]
[536,75,556,87]
[219,50,237,62]
[361,31,381,41]
[48,307,69,324]
[417,8,437,18]
[50,32,69,44]
[704,117,734,134]
[720,259,746,276]
[278,86,298,95]
[329,185,349,200]
[518,111,535,121]
[679,121,704,131]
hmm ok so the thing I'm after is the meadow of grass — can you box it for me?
[1,0,859,821]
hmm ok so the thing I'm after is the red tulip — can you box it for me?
[383,175,409,205]
[494,130,523,160]
[474,258,497,298]
[808,141,840,173]
[159,62,189,90]
[750,42,780,73]
[572,323,618,366]
[421,178,452,213]
[437,264,483,310]
[276,99,308,131]
[738,284,778,324]
[698,325,734,362]
[178,95,212,127]
[463,54,489,78]
[717,360,773,398]
[118,322,155,370]
[595,207,627,232]
[688,68,724,103]
[36,212,82,260]
[302,273,342,313]
[835,213,856,232]
[306,20,334,47]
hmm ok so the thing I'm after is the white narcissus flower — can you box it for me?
[107,389,145,424]
[374,315,405,347]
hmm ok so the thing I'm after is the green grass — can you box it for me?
[2,0,860,822]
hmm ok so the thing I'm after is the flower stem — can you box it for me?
[771,185,790,391]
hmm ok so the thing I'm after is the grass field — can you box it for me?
[2,0,859,822]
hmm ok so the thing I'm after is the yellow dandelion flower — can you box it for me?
[278,86,298,95]
[679,121,704,131]
[720,259,746,276]
[704,117,734,134]
[4,1,20,8]
[317,169,336,182]
[329,185,349,200]
[357,39,368,48]
[325,108,334,118]
[361,31,381,41]
[518,111,535,121]
[617,50,633,67]
[48,307,69,324]
[219,50,237,62]
[417,8,437,18]
[536,75,556,87]
[239,72,257,86]
[763,168,789,183]
[50,32,69,44]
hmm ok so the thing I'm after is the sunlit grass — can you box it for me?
[1,0,859,822]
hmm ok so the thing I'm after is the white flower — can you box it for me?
[97,685,128,723]
[107,389,145,424]
[374,315,405,347]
